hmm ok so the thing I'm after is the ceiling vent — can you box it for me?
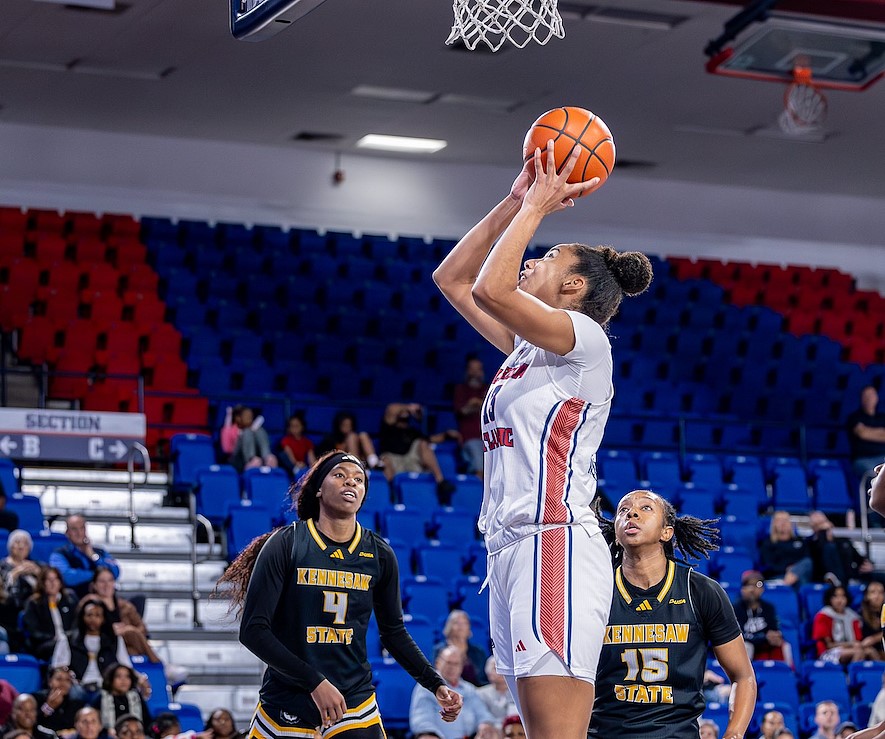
[558,4,688,30]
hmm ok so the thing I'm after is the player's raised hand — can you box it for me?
[525,141,597,213]
[311,679,347,728]
[435,685,463,722]
[509,156,537,202]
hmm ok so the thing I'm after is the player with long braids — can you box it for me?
[433,142,653,739]
[218,451,462,739]
[589,490,756,739]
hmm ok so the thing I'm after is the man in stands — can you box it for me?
[2,694,57,739]
[806,511,874,586]
[846,386,885,481]
[809,701,841,739]
[758,710,785,739]
[732,569,790,664]
[49,514,120,599]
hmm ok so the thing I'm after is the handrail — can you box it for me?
[858,468,877,559]
[125,442,151,550]
[189,492,214,629]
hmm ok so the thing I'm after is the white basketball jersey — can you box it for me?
[479,310,613,553]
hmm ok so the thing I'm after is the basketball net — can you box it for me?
[778,65,828,136]
[447,0,565,52]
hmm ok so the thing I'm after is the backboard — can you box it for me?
[706,14,885,90]
[230,0,328,41]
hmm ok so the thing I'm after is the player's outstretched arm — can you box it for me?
[433,160,536,355]
[847,721,885,739]
[472,143,597,356]
[713,635,757,739]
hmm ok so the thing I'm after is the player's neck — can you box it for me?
[621,547,668,589]
[315,514,357,543]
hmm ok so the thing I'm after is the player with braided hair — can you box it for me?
[433,143,653,739]
[589,490,756,739]
[218,451,462,739]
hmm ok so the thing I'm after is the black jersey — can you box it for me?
[239,521,443,726]
[589,561,741,739]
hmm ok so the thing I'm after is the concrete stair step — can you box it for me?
[116,560,226,592]
[174,685,259,725]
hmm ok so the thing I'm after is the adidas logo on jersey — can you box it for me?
[515,640,527,653]
[635,599,653,612]
[330,549,345,559]
[359,551,374,558]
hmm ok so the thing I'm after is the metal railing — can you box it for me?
[125,442,150,550]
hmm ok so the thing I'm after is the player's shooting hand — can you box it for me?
[524,142,597,214]
[435,685,463,722]
[509,156,536,202]
[311,680,347,728]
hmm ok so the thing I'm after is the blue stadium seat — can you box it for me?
[432,509,477,544]
[226,502,272,561]
[170,703,205,732]
[29,530,68,563]
[848,660,885,705]
[675,485,716,519]
[726,455,767,495]
[243,466,290,518]
[395,473,439,509]
[415,543,465,582]
[370,658,415,729]
[602,416,636,446]
[465,544,487,579]
[802,659,851,707]
[0,458,19,494]
[456,577,489,621]
[720,485,758,519]
[769,457,810,512]
[402,614,436,659]
[808,458,854,514]
[755,660,799,705]
[131,654,172,711]
[194,465,242,527]
[450,475,483,513]
[799,583,829,622]
[382,508,430,549]
[598,450,640,491]
[854,703,873,728]
[685,454,724,489]
[7,493,44,532]
[401,577,450,619]
[717,514,757,552]
[0,654,42,692]
[640,451,683,494]
[714,547,755,584]
[170,434,217,487]
[701,702,730,737]
[763,585,800,627]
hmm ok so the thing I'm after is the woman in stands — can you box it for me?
[589,490,756,739]
[859,581,885,660]
[812,584,880,664]
[0,529,42,608]
[218,450,462,738]
[432,610,489,686]
[96,663,152,731]
[433,143,652,738]
[316,412,381,470]
[82,567,162,663]
[758,510,813,586]
[21,566,78,660]
[204,709,245,739]
[65,598,131,698]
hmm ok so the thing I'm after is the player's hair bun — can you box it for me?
[607,251,653,296]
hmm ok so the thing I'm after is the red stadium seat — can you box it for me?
[68,212,103,236]
[40,260,83,293]
[125,291,167,324]
[81,289,124,322]
[18,317,59,365]
[123,263,159,293]
[0,232,25,257]
[0,284,34,332]
[59,319,103,355]
[73,237,109,262]
[785,310,819,336]
[146,357,189,390]
[171,396,209,427]
[32,233,69,262]
[142,322,182,358]
[102,214,141,238]
[30,209,65,234]
[110,237,147,267]
[83,262,121,292]
[40,289,82,324]
[0,206,28,232]
[103,322,142,357]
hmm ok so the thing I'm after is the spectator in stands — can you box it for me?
[502,715,524,739]
[758,710,785,739]
[21,566,78,661]
[34,667,84,737]
[2,695,57,739]
[859,581,885,660]
[837,722,859,739]
[220,406,277,473]
[379,403,457,502]
[452,356,488,479]
[807,510,874,586]
[70,707,104,739]
[0,487,20,532]
[203,709,243,739]
[698,720,719,739]
[732,569,789,664]
[846,386,885,481]
[812,585,879,664]
[1,530,43,609]
[0,578,17,654]
[410,646,496,739]
[114,716,145,739]
[95,664,150,732]
[316,411,381,469]
[0,681,17,729]
[433,610,489,686]
[758,511,813,587]
[810,702,841,739]
[49,515,121,599]
[150,711,210,739]
[64,600,131,699]
[775,731,795,739]
[81,568,161,664]
[476,657,517,721]
[276,412,316,478]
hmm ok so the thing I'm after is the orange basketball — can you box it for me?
[522,107,616,195]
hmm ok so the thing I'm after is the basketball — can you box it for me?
[522,107,616,195]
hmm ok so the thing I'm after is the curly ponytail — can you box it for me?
[569,244,652,328]
[215,529,282,615]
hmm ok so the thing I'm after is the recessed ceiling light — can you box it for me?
[356,134,447,153]
[351,85,438,104]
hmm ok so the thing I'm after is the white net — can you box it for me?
[447,0,565,52]
[778,79,828,136]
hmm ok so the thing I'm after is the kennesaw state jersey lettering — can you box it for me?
[479,310,613,553]
[257,520,382,715]
[589,562,741,739]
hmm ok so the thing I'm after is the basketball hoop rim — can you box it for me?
[705,49,883,91]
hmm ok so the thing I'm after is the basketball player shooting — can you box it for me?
[433,141,652,739]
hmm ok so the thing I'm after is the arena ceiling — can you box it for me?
[2,0,885,197]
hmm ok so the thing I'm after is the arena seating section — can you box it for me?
[2,205,885,736]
